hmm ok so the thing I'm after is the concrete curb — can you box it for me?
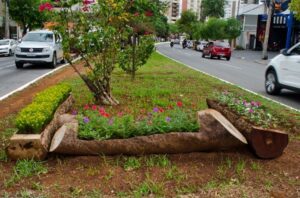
[0,57,81,102]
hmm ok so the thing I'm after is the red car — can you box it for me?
[202,41,231,61]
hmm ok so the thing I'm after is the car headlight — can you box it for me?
[15,47,21,52]
[42,47,51,52]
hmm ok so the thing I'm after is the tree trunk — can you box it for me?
[262,1,273,60]
[131,34,137,81]
[50,109,246,155]
[207,99,289,159]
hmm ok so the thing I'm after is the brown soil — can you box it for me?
[0,62,299,197]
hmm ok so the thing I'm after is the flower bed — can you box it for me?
[76,102,199,140]
[207,92,289,159]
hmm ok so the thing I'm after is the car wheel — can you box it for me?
[15,62,23,69]
[226,56,231,61]
[218,56,221,59]
[9,50,12,56]
[202,53,205,58]
[265,70,281,95]
[49,53,57,68]
[208,53,213,59]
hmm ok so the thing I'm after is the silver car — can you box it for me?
[15,30,64,69]
[0,39,18,56]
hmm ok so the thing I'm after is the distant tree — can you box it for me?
[168,23,179,34]
[201,0,226,19]
[176,10,198,39]
[290,0,300,20]
[153,15,169,38]
[225,18,242,43]
[9,0,47,35]
[199,18,227,40]
[192,22,204,40]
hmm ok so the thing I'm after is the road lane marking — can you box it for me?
[157,48,299,113]
[0,57,81,101]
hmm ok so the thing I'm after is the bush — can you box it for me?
[235,45,244,50]
[78,103,200,140]
[15,84,71,134]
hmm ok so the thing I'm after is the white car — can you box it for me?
[265,42,300,95]
[15,30,64,69]
[196,41,208,51]
[0,39,18,56]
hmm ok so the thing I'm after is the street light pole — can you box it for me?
[5,0,10,39]
[262,0,273,60]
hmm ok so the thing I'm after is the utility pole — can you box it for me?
[5,0,10,39]
[262,0,273,60]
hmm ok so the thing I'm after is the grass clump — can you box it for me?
[5,159,48,187]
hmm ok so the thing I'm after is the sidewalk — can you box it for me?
[232,50,279,65]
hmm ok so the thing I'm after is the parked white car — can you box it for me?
[265,42,300,94]
[196,41,208,51]
[0,39,18,56]
[15,30,64,69]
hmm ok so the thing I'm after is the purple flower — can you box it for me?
[83,117,90,123]
[108,118,114,125]
[72,110,78,115]
[249,109,254,114]
[166,117,171,122]
[153,107,159,113]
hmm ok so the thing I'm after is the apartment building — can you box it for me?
[165,0,202,23]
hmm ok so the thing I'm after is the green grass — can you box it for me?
[5,159,48,187]
[123,157,141,171]
[64,52,300,135]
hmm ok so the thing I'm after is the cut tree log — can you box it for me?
[6,135,47,160]
[50,109,247,155]
[207,99,289,159]
[6,95,75,160]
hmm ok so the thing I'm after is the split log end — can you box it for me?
[250,126,289,159]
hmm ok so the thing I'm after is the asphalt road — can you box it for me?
[0,55,56,98]
[157,43,300,110]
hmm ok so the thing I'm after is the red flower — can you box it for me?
[39,2,53,12]
[92,105,97,111]
[159,107,164,113]
[145,10,153,17]
[82,6,89,12]
[83,0,94,5]
[103,113,110,118]
[84,104,89,110]
[168,105,174,110]
[177,101,183,107]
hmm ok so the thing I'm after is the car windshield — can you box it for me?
[215,42,229,47]
[0,40,9,45]
[22,33,54,42]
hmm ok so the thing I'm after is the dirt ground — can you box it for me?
[0,64,299,197]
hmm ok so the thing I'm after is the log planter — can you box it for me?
[6,95,75,160]
[207,99,289,159]
[50,109,247,156]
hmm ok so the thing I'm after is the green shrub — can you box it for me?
[15,84,71,134]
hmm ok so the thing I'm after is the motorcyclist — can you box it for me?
[170,39,174,48]
[182,39,187,49]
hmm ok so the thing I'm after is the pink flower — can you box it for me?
[92,105,97,111]
[249,109,254,113]
[134,12,139,17]
[117,112,124,117]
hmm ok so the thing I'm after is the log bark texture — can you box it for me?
[206,99,289,159]
[7,95,75,160]
[50,110,246,155]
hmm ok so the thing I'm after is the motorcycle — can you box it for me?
[182,42,187,49]
[170,41,174,48]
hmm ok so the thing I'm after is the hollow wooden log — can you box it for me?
[50,109,246,155]
[206,99,289,159]
[6,95,75,160]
